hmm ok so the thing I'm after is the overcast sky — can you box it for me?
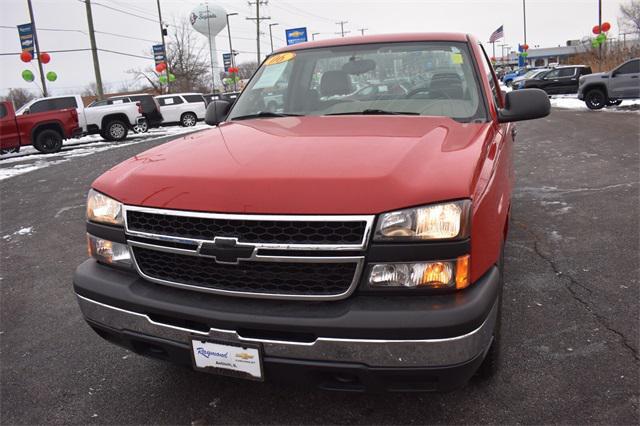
[0,0,629,96]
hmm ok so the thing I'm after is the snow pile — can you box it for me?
[2,227,34,241]
[0,123,207,181]
[550,95,640,112]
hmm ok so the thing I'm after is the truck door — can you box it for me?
[28,97,84,130]
[609,59,640,99]
[0,103,21,152]
[543,68,577,94]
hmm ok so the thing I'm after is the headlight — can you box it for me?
[374,200,470,241]
[368,255,470,289]
[87,189,123,226]
[87,234,132,268]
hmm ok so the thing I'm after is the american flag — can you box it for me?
[489,25,504,43]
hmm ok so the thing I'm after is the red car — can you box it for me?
[74,33,550,392]
[0,100,81,154]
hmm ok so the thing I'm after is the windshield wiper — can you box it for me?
[324,109,420,116]
[231,111,303,121]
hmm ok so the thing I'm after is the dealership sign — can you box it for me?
[17,23,34,54]
[153,44,166,65]
[285,27,308,45]
[222,53,232,72]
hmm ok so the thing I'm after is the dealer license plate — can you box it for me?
[190,339,263,381]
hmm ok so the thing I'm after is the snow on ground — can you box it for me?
[2,226,34,241]
[549,95,640,112]
[0,123,207,181]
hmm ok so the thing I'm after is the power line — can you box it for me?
[272,1,335,23]
[247,1,271,64]
[336,21,350,37]
[76,0,160,24]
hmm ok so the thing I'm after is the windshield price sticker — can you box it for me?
[265,51,296,66]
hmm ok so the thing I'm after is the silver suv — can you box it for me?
[578,58,640,109]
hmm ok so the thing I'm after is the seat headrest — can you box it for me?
[320,71,352,96]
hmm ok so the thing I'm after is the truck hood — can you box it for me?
[93,116,492,214]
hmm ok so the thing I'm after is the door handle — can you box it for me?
[553,79,559,82]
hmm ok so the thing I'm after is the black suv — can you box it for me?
[520,65,592,95]
[89,94,163,133]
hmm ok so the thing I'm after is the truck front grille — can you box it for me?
[126,210,367,245]
[132,247,359,296]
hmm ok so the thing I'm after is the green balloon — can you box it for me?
[597,33,606,42]
[46,71,57,81]
[168,73,176,82]
[21,69,34,82]
[159,75,167,84]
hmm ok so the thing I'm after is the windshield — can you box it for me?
[229,42,486,122]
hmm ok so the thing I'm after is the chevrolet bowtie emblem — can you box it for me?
[236,352,255,360]
[198,237,255,264]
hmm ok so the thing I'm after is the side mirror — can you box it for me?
[205,100,231,126]
[497,89,550,123]
[22,108,30,115]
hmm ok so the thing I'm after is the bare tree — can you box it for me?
[620,0,640,34]
[236,61,258,79]
[1,88,35,109]
[128,18,212,94]
[82,82,111,97]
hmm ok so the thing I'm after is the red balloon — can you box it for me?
[155,62,166,72]
[20,51,32,62]
[522,44,529,51]
[601,22,611,32]
[39,52,51,64]
[592,25,601,34]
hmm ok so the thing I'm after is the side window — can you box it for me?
[545,69,560,79]
[616,60,640,75]
[478,45,500,106]
[183,95,205,104]
[54,97,78,109]
[158,97,174,106]
[0,104,7,118]
[30,99,56,113]
[558,68,576,78]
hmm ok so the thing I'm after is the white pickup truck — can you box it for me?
[17,95,144,141]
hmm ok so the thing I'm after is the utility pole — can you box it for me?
[357,28,368,36]
[84,0,104,98]
[336,21,349,37]
[499,43,509,62]
[26,0,47,96]
[312,32,320,40]
[156,0,171,93]
[226,12,238,92]
[247,1,270,64]
[522,0,527,45]
[598,0,602,64]
[269,23,279,52]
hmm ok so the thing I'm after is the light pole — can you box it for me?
[269,23,279,52]
[156,0,170,93]
[522,0,527,45]
[312,32,320,40]
[226,12,238,92]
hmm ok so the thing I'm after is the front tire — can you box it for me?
[103,120,128,141]
[33,129,63,153]
[585,89,606,110]
[181,112,197,127]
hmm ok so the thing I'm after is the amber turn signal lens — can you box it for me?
[455,254,470,289]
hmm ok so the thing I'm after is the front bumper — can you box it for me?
[74,260,501,391]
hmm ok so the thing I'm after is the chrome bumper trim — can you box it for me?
[76,294,497,367]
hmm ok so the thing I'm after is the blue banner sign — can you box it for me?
[17,23,34,53]
[153,44,165,65]
[222,53,232,72]
[285,27,308,45]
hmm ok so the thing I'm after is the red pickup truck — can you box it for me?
[74,33,550,392]
[0,101,81,154]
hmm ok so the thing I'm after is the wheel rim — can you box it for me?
[110,123,125,139]
[134,121,148,133]
[183,115,196,126]
[43,135,58,150]
[589,93,603,107]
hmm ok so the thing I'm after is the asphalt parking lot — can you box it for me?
[1,109,638,425]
